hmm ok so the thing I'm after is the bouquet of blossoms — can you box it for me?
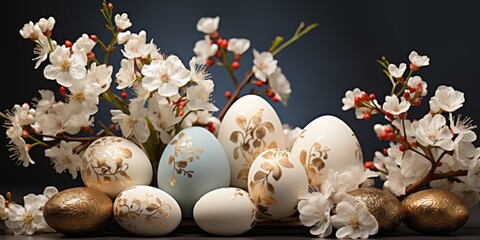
[342,51,480,205]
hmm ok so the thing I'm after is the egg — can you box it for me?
[193,188,257,235]
[248,148,308,220]
[291,115,363,185]
[157,127,230,218]
[80,137,153,198]
[218,95,286,190]
[113,185,182,236]
[43,187,113,235]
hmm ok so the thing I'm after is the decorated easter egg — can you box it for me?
[43,187,113,235]
[193,187,257,235]
[80,137,153,198]
[157,127,230,218]
[218,95,286,190]
[248,148,308,220]
[113,186,182,236]
[291,115,363,185]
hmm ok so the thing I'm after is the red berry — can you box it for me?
[109,123,116,131]
[43,29,52,37]
[272,96,279,103]
[209,39,214,45]
[369,93,376,101]
[384,125,393,132]
[232,61,240,70]
[216,38,223,45]
[414,98,422,106]
[409,63,419,72]
[121,91,128,99]
[108,2,113,10]
[65,40,73,48]
[386,113,395,121]
[6,192,11,198]
[87,52,95,60]
[383,148,388,155]
[90,34,98,41]
[224,91,232,99]
[397,77,404,83]
[256,80,264,87]
[207,121,214,127]
[354,96,361,106]
[4,200,9,206]
[410,141,417,147]
[436,162,443,167]
[380,131,388,140]
[361,92,368,101]
[399,145,407,152]
[210,31,219,40]
[179,110,185,116]
[403,91,411,100]
[59,86,67,97]
[400,136,406,142]
[266,90,275,98]
[22,130,29,138]
[387,132,395,141]
[220,39,228,49]
[215,50,222,58]
[208,125,216,133]
[364,161,374,170]
[234,54,241,61]
[178,100,186,107]
[206,58,215,67]
[363,113,371,121]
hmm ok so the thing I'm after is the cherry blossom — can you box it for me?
[37,16,55,33]
[111,100,150,143]
[331,198,378,239]
[196,16,220,34]
[193,36,218,65]
[121,30,147,59]
[411,114,454,151]
[88,63,113,93]
[72,34,96,54]
[227,38,250,55]
[44,141,82,179]
[382,95,410,115]
[342,88,364,111]
[268,67,291,106]
[429,85,465,113]
[407,76,428,96]
[115,13,132,30]
[115,59,136,89]
[141,55,190,96]
[252,49,277,82]
[186,80,218,112]
[388,63,406,78]
[409,51,430,67]
[43,46,87,87]
[298,193,332,237]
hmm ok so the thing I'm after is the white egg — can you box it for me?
[218,95,286,190]
[291,115,363,185]
[113,186,182,236]
[194,188,257,235]
[80,137,153,198]
[247,149,308,220]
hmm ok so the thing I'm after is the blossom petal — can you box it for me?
[158,83,179,97]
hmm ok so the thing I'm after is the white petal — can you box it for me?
[43,186,59,199]
[142,76,161,91]
[157,83,179,97]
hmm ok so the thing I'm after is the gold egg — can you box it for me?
[348,187,404,232]
[44,187,113,235]
[402,188,469,234]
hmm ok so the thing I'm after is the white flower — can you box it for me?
[268,67,291,106]
[186,80,218,112]
[400,151,431,186]
[115,13,132,30]
[0,195,8,220]
[121,30,147,59]
[38,16,55,33]
[453,141,477,169]
[88,63,113,93]
[141,55,190,96]
[382,95,410,115]
[6,103,36,126]
[45,141,82,179]
[227,38,250,55]
[411,114,454,151]
[150,104,180,144]
[32,103,65,139]
[63,112,92,135]
[450,113,477,144]
[409,51,430,67]
[117,31,131,44]
[429,179,454,191]
[373,151,389,180]
[193,35,218,65]
[34,90,55,115]
[355,105,377,120]
[467,158,480,188]
[331,199,378,239]
[252,49,277,82]
[451,181,480,207]
[19,21,37,39]
[8,138,35,167]
[111,100,150,143]
[115,59,136,89]
[298,193,332,237]
[33,34,56,69]
[189,57,211,83]
[429,85,465,113]
[72,34,96,54]
[196,16,220,34]
[383,162,406,196]
[66,79,101,115]
[342,88,364,111]
[143,41,163,60]
[43,46,87,87]
[283,125,302,151]
[6,123,23,142]
[388,63,406,78]
[5,194,46,235]
[407,76,428,96]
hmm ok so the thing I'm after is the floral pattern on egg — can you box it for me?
[166,132,204,186]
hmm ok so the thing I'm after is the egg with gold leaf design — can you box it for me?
[218,95,286,190]
[80,136,153,198]
[291,115,363,186]
[248,148,308,220]
[157,126,230,218]
[113,186,182,236]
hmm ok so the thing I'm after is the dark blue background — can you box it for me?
[2,0,480,201]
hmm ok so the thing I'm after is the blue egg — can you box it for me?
[157,127,230,218]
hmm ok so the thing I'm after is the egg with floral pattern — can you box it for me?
[157,127,230,218]
[80,137,153,198]
[218,95,286,190]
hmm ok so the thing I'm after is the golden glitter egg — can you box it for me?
[402,188,469,234]
[44,187,113,235]
[348,187,404,232]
